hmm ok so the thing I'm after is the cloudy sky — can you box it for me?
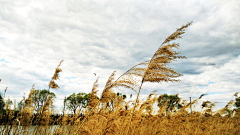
[0,0,240,113]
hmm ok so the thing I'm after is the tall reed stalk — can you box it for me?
[125,21,192,134]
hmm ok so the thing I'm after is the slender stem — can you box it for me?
[126,78,144,135]
[75,62,149,134]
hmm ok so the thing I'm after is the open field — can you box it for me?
[0,125,60,135]
[0,109,240,135]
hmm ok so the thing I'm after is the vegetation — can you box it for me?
[31,89,56,113]
[234,93,240,109]
[0,92,5,111]
[65,92,91,114]
[157,93,182,115]
[1,22,240,134]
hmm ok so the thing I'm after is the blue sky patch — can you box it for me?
[208,92,224,95]
[0,58,10,63]
[65,77,77,79]
[198,85,206,89]
[209,80,215,84]
[198,80,216,88]
[65,77,77,84]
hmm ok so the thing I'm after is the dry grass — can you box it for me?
[1,22,240,135]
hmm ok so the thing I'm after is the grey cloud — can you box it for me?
[0,0,240,112]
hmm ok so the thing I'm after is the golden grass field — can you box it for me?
[1,22,240,135]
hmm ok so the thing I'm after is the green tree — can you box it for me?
[32,89,56,112]
[157,93,182,114]
[107,92,127,111]
[0,92,5,110]
[4,99,13,109]
[66,93,78,114]
[18,102,25,111]
[76,93,91,112]
[234,97,240,109]
[116,92,127,100]
[66,92,92,114]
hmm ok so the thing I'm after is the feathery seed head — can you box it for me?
[233,92,239,97]
[49,80,60,89]
[89,77,100,108]
[199,94,207,99]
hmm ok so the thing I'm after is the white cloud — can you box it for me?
[0,0,239,113]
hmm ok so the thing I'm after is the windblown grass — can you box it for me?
[1,22,240,135]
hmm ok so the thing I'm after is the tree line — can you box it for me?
[1,90,240,115]
[0,89,127,115]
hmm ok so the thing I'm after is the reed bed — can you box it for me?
[1,22,240,135]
